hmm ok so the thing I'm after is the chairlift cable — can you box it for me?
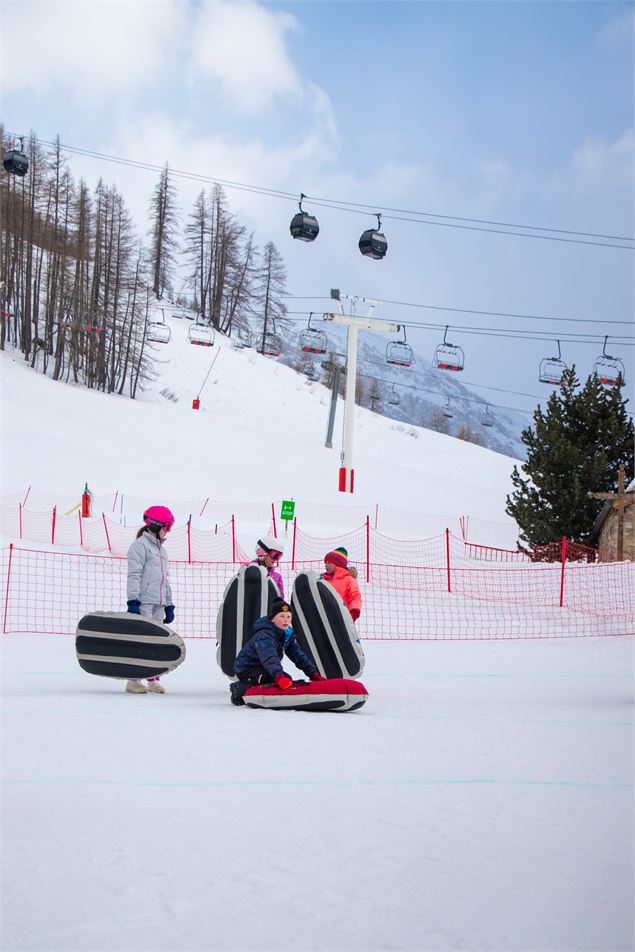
[17,134,633,250]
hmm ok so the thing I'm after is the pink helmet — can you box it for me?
[143,505,175,529]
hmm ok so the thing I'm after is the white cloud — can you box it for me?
[1,0,186,96]
[597,7,634,48]
[189,0,301,110]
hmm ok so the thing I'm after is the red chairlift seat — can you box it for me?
[299,313,328,353]
[188,323,214,347]
[593,337,625,386]
[146,322,172,344]
[433,326,465,372]
[260,334,281,357]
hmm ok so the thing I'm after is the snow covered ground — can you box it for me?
[1,315,634,951]
[1,633,633,952]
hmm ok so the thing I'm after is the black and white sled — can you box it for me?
[75,612,186,680]
[290,571,365,680]
[216,564,280,678]
[243,677,368,712]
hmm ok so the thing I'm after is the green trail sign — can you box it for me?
[280,500,296,522]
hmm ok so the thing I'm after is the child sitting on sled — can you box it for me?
[229,598,325,706]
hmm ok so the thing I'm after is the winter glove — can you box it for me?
[127,599,141,615]
[164,605,175,625]
[275,674,293,690]
[310,672,327,682]
[350,608,360,622]
[285,625,294,636]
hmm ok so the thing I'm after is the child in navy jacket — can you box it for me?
[230,598,325,706]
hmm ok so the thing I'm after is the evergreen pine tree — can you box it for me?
[506,368,634,549]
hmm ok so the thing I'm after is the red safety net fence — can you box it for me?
[2,544,632,640]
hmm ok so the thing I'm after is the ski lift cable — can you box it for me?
[196,346,222,399]
[283,297,632,327]
[355,370,533,415]
[18,134,634,250]
[283,312,633,345]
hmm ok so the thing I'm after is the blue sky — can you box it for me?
[2,0,633,424]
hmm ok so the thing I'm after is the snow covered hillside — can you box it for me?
[0,308,521,548]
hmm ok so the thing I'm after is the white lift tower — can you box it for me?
[324,292,401,493]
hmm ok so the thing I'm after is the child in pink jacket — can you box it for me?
[321,547,362,621]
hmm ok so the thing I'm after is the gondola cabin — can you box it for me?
[359,227,388,260]
[290,211,319,242]
[3,147,29,177]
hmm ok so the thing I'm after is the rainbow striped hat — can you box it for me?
[324,547,349,568]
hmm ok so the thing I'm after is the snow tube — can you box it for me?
[243,678,368,712]
[75,612,186,680]
[290,571,365,680]
[216,564,280,677]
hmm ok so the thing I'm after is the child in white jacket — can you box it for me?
[125,505,175,694]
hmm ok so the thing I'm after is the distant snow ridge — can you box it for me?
[278,323,527,459]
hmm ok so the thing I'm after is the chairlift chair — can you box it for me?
[442,396,453,419]
[388,385,400,406]
[359,213,388,260]
[145,323,172,344]
[539,340,568,385]
[593,336,625,386]
[299,312,328,354]
[432,326,465,372]
[260,334,281,357]
[290,194,319,242]
[188,322,215,347]
[386,325,413,367]
[481,405,494,428]
[3,138,29,177]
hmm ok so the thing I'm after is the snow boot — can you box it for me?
[230,681,247,706]
[146,680,165,694]
[126,680,147,694]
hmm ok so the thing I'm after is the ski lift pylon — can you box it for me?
[386,325,413,367]
[593,336,625,386]
[433,326,465,372]
[539,340,568,385]
[359,212,388,260]
[290,193,319,242]
[299,312,328,354]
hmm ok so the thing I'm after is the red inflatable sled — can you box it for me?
[243,677,368,712]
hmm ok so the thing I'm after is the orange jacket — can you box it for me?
[322,566,362,616]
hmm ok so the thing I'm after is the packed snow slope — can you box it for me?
[0,310,521,546]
